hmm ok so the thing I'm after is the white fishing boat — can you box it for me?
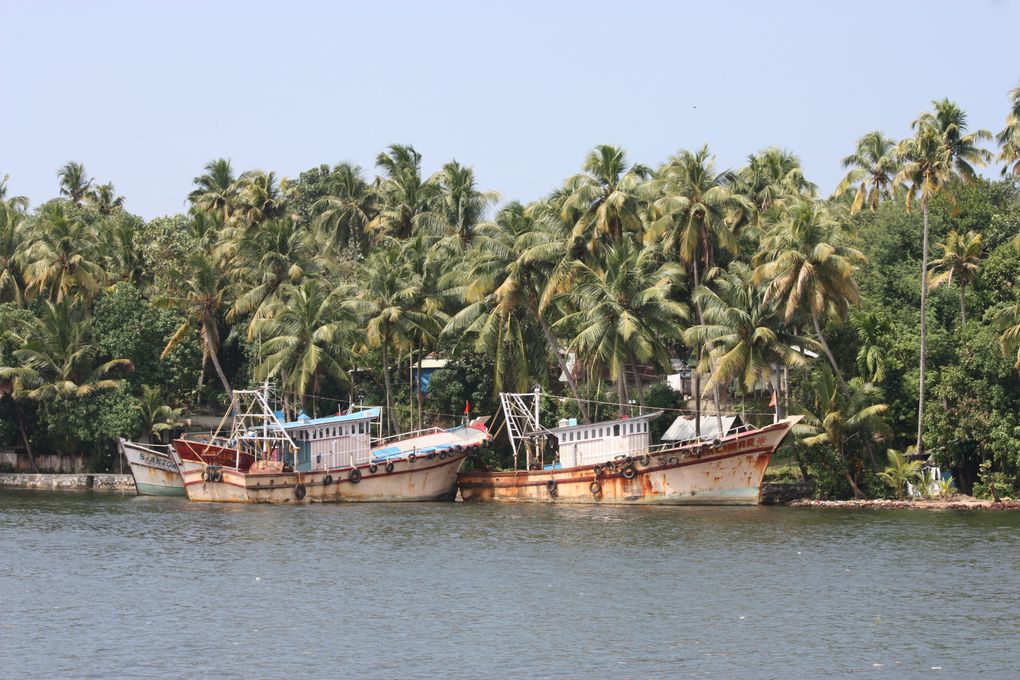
[119,438,185,496]
[458,389,799,505]
[168,386,490,504]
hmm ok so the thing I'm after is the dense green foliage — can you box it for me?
[2,88,1019,495]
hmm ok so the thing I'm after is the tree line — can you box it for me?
[1,85,1019,499]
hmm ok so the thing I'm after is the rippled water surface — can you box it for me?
[2,490,1019,679]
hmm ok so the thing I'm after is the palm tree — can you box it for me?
[996,294,1020,372]
[252,280,367,415]
[312,163,380,253]
[648,146,751,431]
[737,147,816,215]
[684,262,813,398]
[797,367,889,498]
[160,251,233,396]
[20,202,106,303]
[87,182,125,215]
[0,301,132,470]
[554,239,687,411]
[996,83,1020,176]
[754,199,863,384]
[834,131,900,213]
[228,217,321,330]
[562,145,650,251]
[233,170,288,228]
[429,160,500,246]
[362,246,429,433]
[136,385,182,443]
[399,235,453,429]
[929,229,982,323]
[878,449,922,500]
[852,309,892,383]
[649,146,750,288]
[0,299,132,399]
[103,214,147,289]
[444,202,576,403]
[373,145,439,240]
[188,159,237,223]
[894,99,992,454]
[57,162,92,206]
[0,194,26,305]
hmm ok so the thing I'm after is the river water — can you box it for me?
[1,491,1018,679]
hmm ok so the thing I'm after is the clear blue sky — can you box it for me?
[2,0,1018,219]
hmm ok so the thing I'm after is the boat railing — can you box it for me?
[551,422,771,469]
[376,426,447,444]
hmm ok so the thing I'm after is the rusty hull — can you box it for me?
[175,452,467,503]
[458,417,798,506]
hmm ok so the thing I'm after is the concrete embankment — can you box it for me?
[0,473,135,492]
[793,497,1020,510]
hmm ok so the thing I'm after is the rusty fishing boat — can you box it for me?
[168,386,489,503]
[457,389,799,505]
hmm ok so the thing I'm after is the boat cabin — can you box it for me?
[544,412,660,469]
[279,408,380,472]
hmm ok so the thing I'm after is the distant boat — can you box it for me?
[457,389,800,505]
[167,386,490,503]
[119,438,185,496]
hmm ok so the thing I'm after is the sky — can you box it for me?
[2,0,1018,220]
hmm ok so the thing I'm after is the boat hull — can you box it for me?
[121,439,185,497]
[458,418,798,506]
[174,452,467,504]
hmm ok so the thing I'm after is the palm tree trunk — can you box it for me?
[617,370,627,414]
[692,258,703,439]
[207,344,232,396]
[712,383,725,437]
[783,365,790,419]
[811,310,846,387]
[538,316,589,423]
[844,468,865,499]
[196,353,208,405]
[381,341,398,435]
[837,441,865,498]
[16,404,38,473]
[917,198,930,456]
[959,283,967,325]
[631,360,645,414]
[416,338,424,431]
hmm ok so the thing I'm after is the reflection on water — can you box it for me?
[2,490,1019,679]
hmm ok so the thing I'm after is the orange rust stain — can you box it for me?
[640,472,654,496]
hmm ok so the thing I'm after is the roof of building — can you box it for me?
[661,414,742,442]
[279,407,380,430]
[534,411,662,436]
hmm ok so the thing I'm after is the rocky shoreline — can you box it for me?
[791,496,1020,510]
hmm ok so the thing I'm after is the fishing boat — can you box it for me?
[457,389,800,505]
[168,387,490,503]
[119,438,185,496]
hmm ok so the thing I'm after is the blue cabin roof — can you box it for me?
[279,408,380,430]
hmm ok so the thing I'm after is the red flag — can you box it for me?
[768,391,777,408]
[464,400,470,415]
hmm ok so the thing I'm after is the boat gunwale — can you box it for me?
[457,445,775,489]
[180,450,470,488]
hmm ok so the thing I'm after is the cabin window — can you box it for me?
[613,424,620,437]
